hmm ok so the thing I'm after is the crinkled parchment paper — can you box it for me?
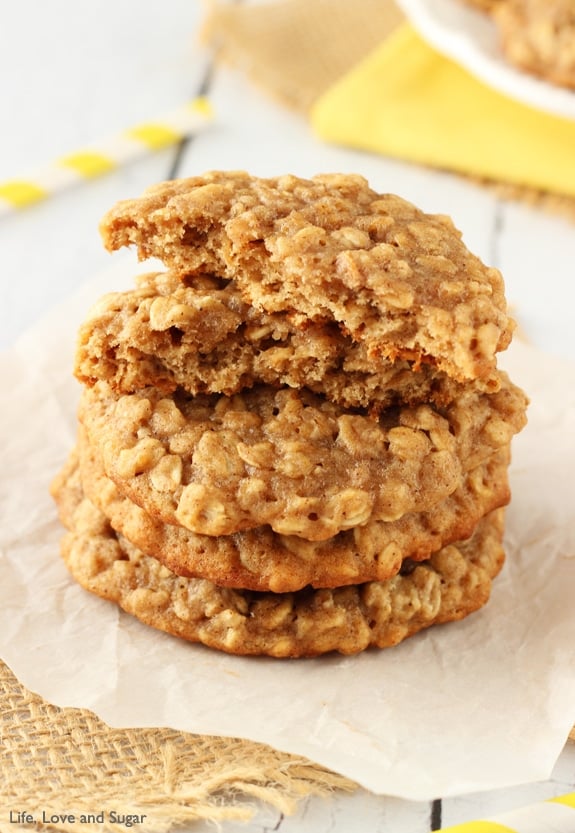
[1,258,575,799]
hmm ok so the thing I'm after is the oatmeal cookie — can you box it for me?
[53,465,506,658]
[75,270,497,411]
[78,377,526,540]
[99,171,514,384]
[68,429,511,591]
[494,0,575,90]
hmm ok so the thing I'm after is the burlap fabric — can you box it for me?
[202,0,575,222]
[2,659,573,833]
[201,0,403,112]
[0,659,357,832]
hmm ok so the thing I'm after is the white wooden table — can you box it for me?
[2,2,574,830]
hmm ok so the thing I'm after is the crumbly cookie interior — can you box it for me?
[99,172,515,384]
[75,270,498,411]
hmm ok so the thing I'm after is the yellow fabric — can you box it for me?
[311,24,575,199]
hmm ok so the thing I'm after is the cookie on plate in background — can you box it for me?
[494,0,575,91]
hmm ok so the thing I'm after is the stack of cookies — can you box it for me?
[51,171,528,657]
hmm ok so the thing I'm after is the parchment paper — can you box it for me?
[2,257,575,800]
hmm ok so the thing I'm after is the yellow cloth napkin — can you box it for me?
[311,23,575,199]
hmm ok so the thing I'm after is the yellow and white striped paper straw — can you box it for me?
[439,792,575,832]
[0,96,213,216]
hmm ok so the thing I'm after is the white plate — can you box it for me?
[395,0,575,120]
